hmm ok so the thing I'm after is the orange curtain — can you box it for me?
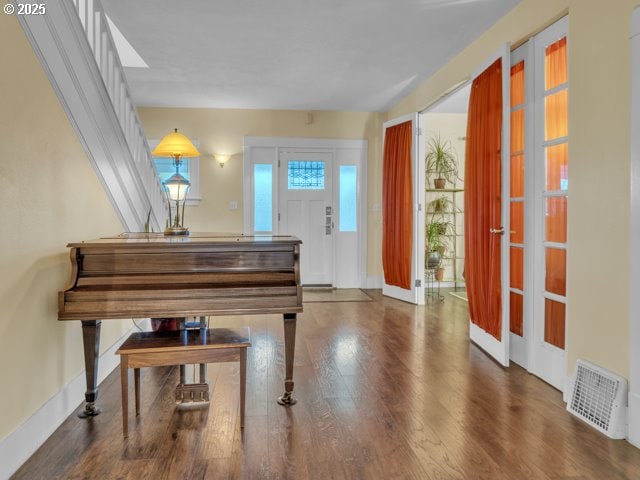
[544,36,568,349]
[382,121,413,289]
[465,58,503,340]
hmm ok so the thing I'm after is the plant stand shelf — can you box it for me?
[425,268,444,302]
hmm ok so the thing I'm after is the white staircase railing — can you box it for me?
[16,0,167,232]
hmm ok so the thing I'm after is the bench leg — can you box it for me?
[240,348,247,428]
[120,356,128,438]
[134,368,140,416]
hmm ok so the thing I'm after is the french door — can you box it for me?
[279,151,334,285]
[381,113,425,304]
[530,18,569,390]
[506,18,569,391]
[466,45,512,367]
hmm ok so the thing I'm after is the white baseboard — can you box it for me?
[0,325,140,479]
[564,374,573,403]
[629,391,640,448]
[365,276,382,289]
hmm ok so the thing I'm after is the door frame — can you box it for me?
[243,136,368,288]
[629,4,640,448]
[381,113,425,305]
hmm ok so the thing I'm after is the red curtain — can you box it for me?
[465,58,503,340]
[382,121,413,289]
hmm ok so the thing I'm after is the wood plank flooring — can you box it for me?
[13,290,640,479]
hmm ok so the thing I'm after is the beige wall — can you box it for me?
[139,108,386,277]
[0,14,128,440]
[391,0,638,379]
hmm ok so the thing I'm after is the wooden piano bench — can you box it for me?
[116,326,251,438]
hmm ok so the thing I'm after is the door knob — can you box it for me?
[490,227,505,235]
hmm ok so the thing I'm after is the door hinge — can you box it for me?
[278,160,281,168]
[417,127,422,136]
[418,203,422,211]
[415,279,422,287]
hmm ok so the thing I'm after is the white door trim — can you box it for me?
[628,5,640,448]
[243,136,368,288]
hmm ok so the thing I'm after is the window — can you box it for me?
[254,164,273,232]
[287,161,325,189]
[339,165,357,231]
[149,139,201,205]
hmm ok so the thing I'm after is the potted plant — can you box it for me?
[426,221,447,268]
[425,134,459,189]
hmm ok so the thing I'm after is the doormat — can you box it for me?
[449,290,468,301]
[303,288,372,303]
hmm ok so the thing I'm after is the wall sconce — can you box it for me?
[152,128,200,235]
[214,153,231,168]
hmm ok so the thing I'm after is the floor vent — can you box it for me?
[567,359,627,439]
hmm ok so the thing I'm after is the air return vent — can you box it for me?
[567,360,628,439]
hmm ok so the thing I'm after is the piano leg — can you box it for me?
[78,320,103,418]
[277,313,297,406]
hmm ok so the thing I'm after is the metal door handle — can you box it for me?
[490,227,505,235]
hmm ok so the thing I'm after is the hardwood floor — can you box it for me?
[13,291,640,479]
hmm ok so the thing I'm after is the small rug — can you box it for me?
[449,290,468,301]
[303,288,372,303]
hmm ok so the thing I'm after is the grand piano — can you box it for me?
[58,233,302,417]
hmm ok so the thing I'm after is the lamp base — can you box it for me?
[164,226,190,236]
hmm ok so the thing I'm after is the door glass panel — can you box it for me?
[511,61,525,106]
[545,196,567,243]
[545,248,566,296]
[544,89,568,140]
[254,164,273,232]
[544,298,565,349]
[546,144,568,191]
[511,154,524,197]
[339,166,357,232]
[288,161,325,189]
[510,247,523,290]
[545,37,567,90]
[510,292,523,336]
[510,202,524,243]
[511,109,524,153]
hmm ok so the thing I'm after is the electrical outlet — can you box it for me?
[229,201,238,210]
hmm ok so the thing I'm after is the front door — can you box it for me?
[279,151,333,285]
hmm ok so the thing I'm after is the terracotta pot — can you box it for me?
[435,268,445,281]
[434,178,446,189]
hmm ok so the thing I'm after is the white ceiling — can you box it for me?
[102,0,520,111]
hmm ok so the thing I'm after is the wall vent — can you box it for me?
[567,359,628,439]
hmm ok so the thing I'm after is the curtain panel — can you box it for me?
[382,121,413,290]
[465,58,503,340]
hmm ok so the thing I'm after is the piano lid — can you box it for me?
[67,232,302,248]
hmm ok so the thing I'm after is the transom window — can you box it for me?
[287,161,325,189]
